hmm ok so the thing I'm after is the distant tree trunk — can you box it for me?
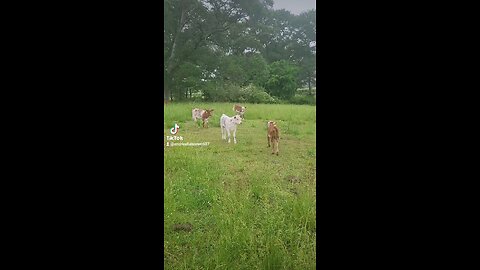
[165,5,187,104]
[166,8,186,74]
[189,89,192,99]
[165,77,174,102]
[308,78,312,96]
[164,80,170,104]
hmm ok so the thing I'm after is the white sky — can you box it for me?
[272,0,316,15]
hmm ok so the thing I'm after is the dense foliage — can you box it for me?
[164,0,316,104]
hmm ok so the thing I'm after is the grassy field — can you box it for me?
[164,102,316,269]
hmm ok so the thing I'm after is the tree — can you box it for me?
[291,10,316,95]
[163,0,316,103]
[243,54,269,86]
[164,0,272,100]
[264,60,299,99]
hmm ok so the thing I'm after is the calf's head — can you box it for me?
[203,109,214,118]
[231,115,243,125]
[267,121,277,128]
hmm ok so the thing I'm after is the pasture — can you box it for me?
[164,103,316,269]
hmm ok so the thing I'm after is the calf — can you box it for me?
[192,108,214,128]
[220,114,243,144]
[233,104,246,118]
[267,121,280,155]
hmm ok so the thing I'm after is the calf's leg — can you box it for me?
[272,139,279,155]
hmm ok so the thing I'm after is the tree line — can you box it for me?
[164,0,316,104]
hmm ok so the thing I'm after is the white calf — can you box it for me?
[220,114,243,144]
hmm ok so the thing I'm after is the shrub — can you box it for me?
[289,95,316,105]
[239,84,276,104]
[202,82,242,102]
[202,82,277,104]
[252,91,276,104]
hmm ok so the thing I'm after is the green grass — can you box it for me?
[164,103,316,269]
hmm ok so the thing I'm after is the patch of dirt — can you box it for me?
[286,175,301,183]
[172,223,193,232]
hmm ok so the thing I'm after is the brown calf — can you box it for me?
[192,108,214,128]
[267,121,280,155]
[201,109,214,128]
[233,104,246,118]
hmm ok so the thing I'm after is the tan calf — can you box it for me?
[267,121,280,155]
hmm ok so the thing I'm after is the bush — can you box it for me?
[252,91,276,104]
[202,82,242,102]
[239,84,276,104]
[201,82,277,104]
[289,95,316,105]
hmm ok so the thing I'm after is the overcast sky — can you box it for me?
[272,0,316,15]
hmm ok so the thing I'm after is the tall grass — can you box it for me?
[164,103,316,128]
